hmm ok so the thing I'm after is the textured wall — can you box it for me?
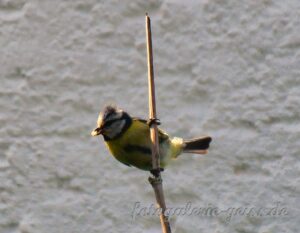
[1,0,299,232]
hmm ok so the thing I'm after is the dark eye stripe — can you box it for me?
[103,112,112,121]
[103,119,118,127]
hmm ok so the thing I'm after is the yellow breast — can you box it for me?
[104,119,183,171]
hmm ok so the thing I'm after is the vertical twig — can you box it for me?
[146,13,160,171]
[145,13,172,233]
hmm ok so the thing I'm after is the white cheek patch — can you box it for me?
[106,119,126,138]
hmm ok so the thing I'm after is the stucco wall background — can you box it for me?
[0,0,299,232]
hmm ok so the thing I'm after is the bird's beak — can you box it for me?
[91,127,103,136]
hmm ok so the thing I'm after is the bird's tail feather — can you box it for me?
[183,136,212,154]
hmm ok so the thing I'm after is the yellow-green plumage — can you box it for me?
[105,119,183,170]
[91,105,211,171]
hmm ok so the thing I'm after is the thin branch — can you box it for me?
[145,13,172,233]
[146,13,160,171]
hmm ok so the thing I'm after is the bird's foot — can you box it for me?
[150,168,164,177]
[147,118,161,127]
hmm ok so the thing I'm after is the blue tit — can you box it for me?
[91,105,212,171]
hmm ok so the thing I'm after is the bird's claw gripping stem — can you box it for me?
[147,118,161,127]
[150,168,164,177]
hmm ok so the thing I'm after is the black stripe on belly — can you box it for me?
[124,144,152,155]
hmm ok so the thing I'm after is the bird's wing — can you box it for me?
[132,117,169,143]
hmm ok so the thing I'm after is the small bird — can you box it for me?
[91,105,212,171]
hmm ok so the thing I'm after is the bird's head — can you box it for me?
[91,105,132,140]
